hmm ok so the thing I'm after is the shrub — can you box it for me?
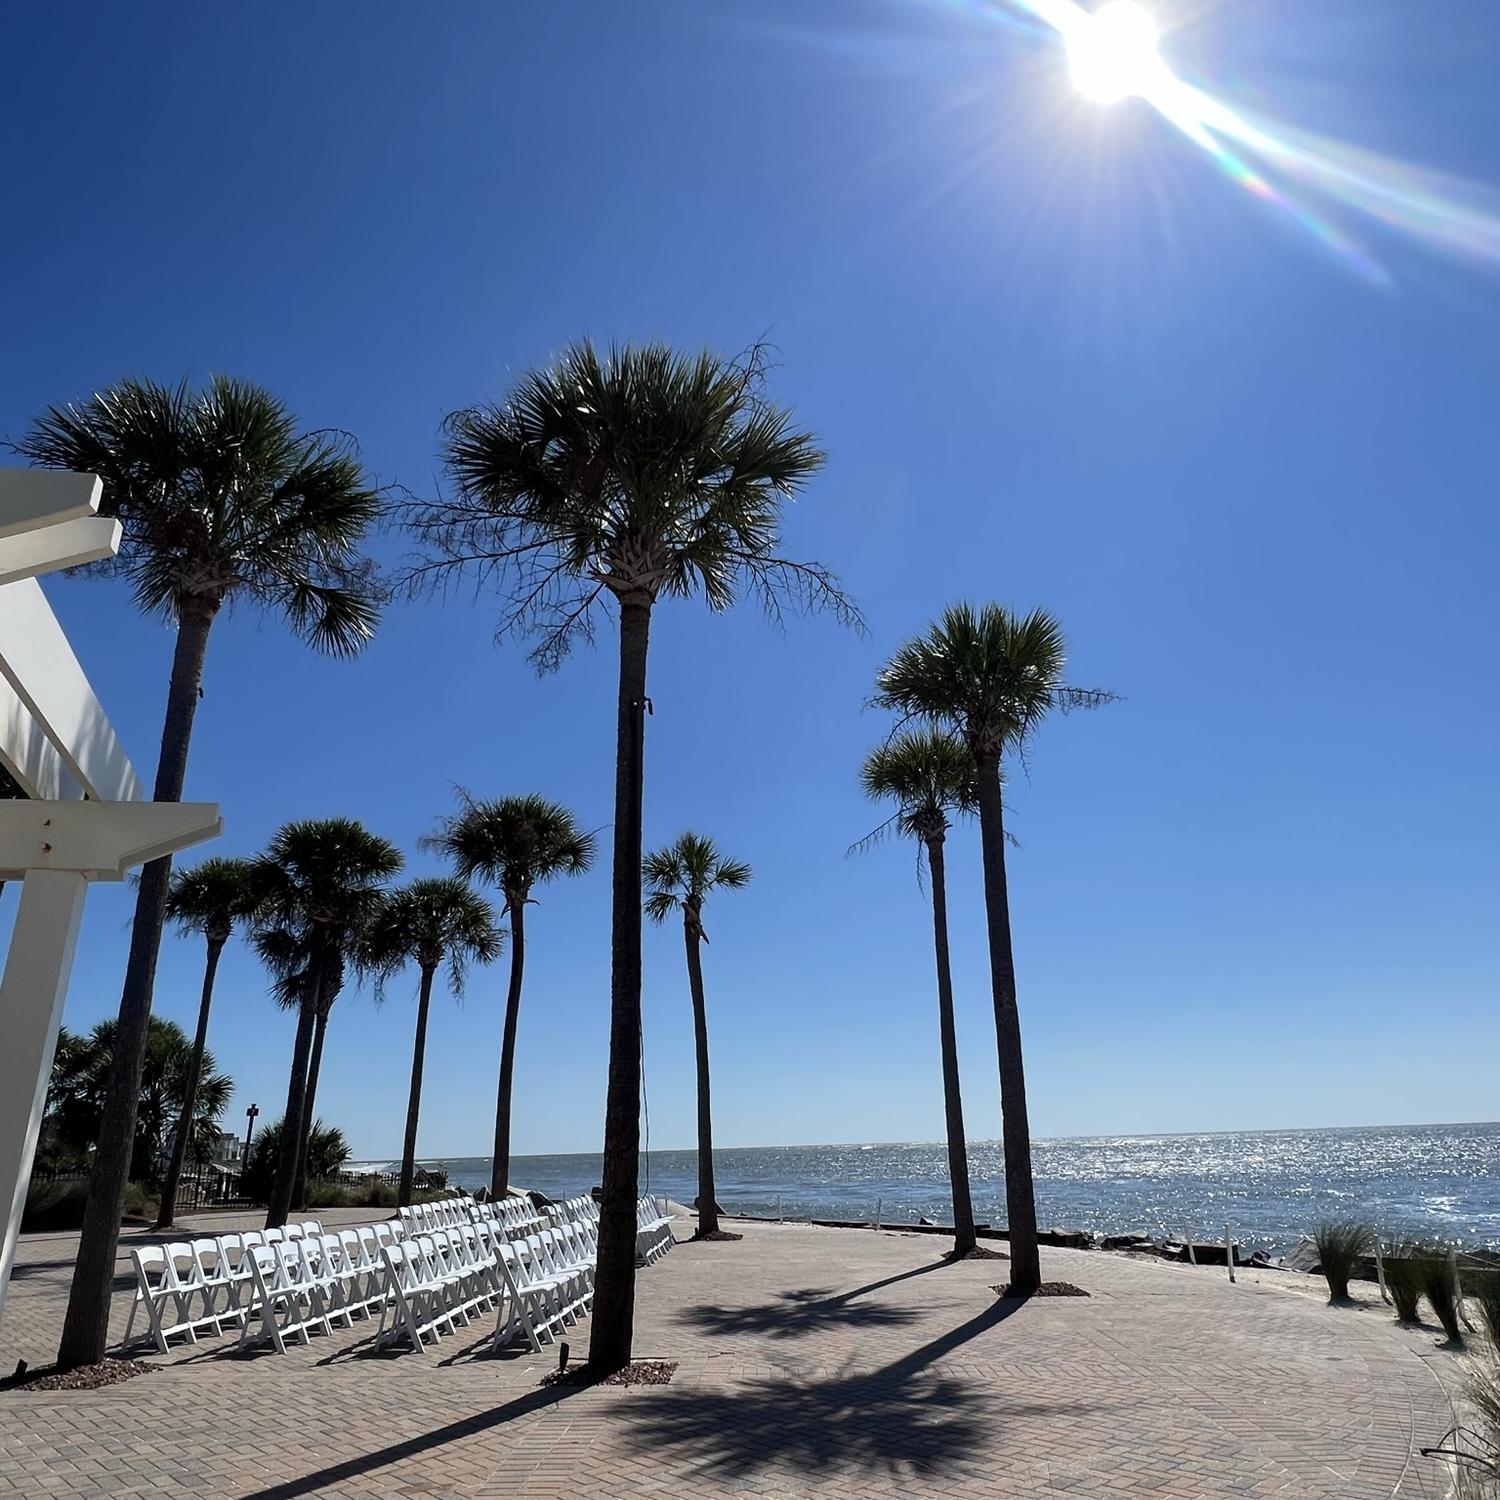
[1421,1252,1466,1345]
[1382,1246,1425,1324]
[22,1177,156,1232]
[241,1118,351,1203]
[1472,1269,1500,1350]
[1314,1221,1374,1302]
[303,1177,398,1210]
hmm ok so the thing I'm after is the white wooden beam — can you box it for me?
[0,801,222,881]
[0,579,141,802]
[0,470,102,541]
[0,870,87,1327]
[0,516,123,588]
[0,676,82,800]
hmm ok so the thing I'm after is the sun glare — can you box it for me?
[1066,1,1164,104]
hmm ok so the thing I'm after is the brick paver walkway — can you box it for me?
[0,1212,1462,1497]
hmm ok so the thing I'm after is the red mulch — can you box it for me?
[5,1359,157,1393]
[693,1230,743,1243]
[993,1281,1090,1299]
[541,1359,679,1388]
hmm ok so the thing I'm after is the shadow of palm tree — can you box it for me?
[625,1298,1087,1479]
[678,1286,923,1340]
[674,1255,963,1340]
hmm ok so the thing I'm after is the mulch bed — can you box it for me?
[949,1245,1009,1261]
[4,1359,157,1393]
[692,1230,743,1243]
[541,1360,678,1389]
[993,1281,1091,1300]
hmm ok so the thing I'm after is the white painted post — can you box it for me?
[1373,1238,1391,1305]
[1225,1224,1236,1283]
[0,870,87,1326]
[1185,1230,1197,1266]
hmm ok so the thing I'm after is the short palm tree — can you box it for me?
[643,834,751,1240]
[250,818,402,1227]
[875,604,1110,1294]
[154,857,261,1229]
[405,340,857,1371]
[363,878,502,1205]
[18,376,383,1369]
[425,793,594,1196]
[857,731,981,1257]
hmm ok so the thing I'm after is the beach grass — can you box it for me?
[1382,1246,1425,1324]
[1313,1220,1374,1302]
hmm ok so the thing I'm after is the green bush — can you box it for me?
[303,1177,398,1210]
[1314,1221,1374,1302]
[241,1118,350,1203]
[1382,1246,1425,1324]
[1421,1252,1465,1345]
[22,1177,155,1232]
[1472,1269,1500,1349]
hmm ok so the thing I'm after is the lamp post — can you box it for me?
[241,1103,259,1176]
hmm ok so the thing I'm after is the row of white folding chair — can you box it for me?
[239,1238,351,1353]
[123,1240,235,1352]
[376,1224,503,1351]
[397,1195,470,1236]
[489,1219,594,1353]
[483,1195,547,1236]
[636,1195,675,1264]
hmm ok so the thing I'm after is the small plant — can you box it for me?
[1314,1220,1374,1302]
[1472,1269,1500,1350]
[1422,1252,1466,1345]
[1382,1245,1425,1324]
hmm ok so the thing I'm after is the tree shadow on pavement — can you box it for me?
[624,1297,1090,1481]
[675,1255,959,1340]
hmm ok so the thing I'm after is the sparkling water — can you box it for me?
[352,1121,1500,1255]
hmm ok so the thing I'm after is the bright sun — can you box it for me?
[1066,1,1164,103]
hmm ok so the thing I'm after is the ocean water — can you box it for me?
[353,1121,1500,1256]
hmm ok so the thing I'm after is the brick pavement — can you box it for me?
[0,1211,1463,1497]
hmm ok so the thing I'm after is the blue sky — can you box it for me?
[2,0,1497,1160]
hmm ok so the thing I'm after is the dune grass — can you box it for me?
[1382,1246,1426,1324]
[1419,1253,1465,1344]
[1314,1221,1374,1302]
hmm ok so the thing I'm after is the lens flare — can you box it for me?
[1006,0,1500,284]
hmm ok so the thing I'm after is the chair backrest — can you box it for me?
[131,1244,172,1295]
[298,1219,323,1240]
[284,1222,306,1242]
[264,1226,285,1246]
[214,1233,245,1270]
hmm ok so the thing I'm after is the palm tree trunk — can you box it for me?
[974,755,1040,1292]
[491,899,526,1197]
[292,999,330,1210]
[587,596,652,1374]
[399,965,436,1207]
[267,951,323,1228]
[154,935,226,1229]
[925,835,977,1257]
[58,596,218,1370]
[683,912,719,1237]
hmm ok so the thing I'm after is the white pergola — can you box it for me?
[0,468,221,1330]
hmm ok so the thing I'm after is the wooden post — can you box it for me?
[874,1198,883,1231]
[1225,1224,1235,1283]
[1373,1238,1391,1305]
[1185,1230,1197,1266]
[1451,1248,1477,1333]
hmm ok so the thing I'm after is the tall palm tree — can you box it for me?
[154,856,261,1229]
[857,731,982,1257]
[642,833,750,1240]
[406,341,857,1371]
[254,928,348,1211]
[250,818,402,1227]
[424,793,594,1196]
[875,604,1110,1294]
[363,878,502,1205]
[17,376,382,1368]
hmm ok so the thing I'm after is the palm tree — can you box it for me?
[642,834,750,1239]
[154,857,261,1229]
[254,927,348,1211]
[250,818,402,1227]
[17,376,383,1368]
[424,793,594,1196]
[363,878,502,1205]
[43,1018,232,1183]
[875,604,1110,1293]
[405,341,857,1371]
[857,731,982,1257]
